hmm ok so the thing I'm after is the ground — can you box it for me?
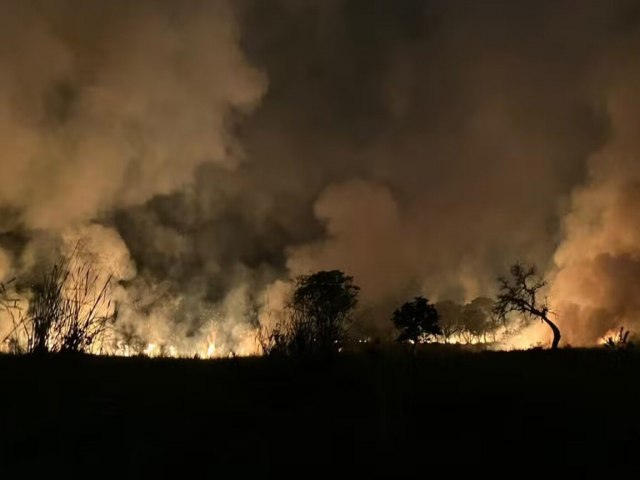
[0,347,637,476]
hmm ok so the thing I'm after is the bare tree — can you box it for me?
[494,263,561,349]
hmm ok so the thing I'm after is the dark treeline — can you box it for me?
[260,263,634,357]
[259,268,510,358]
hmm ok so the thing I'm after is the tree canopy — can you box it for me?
[392,296,441,347]
[261,270,360,356]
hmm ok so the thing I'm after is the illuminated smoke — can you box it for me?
[0,0,265,355]
[4,1,640,353]
[549,48,640,345]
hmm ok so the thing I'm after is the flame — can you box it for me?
[500,321,550,350]
[597,327,632,346]
[143,343,160,358]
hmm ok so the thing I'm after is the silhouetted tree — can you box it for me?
[392,296,441,351]
[292,270,359,352]
[436,300,463,343]
[494,263,561,349]
[461,297,496,343]
[461,303,484,344]
[260,270,359,356]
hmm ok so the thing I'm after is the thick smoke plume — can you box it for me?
[0,0,265,354]
[246,0,640,345]
[3,0,640,352]
[549,46,640,345]
[0,0,264,230]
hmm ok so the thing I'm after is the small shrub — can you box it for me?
[2,251,117,355]
[604,327,633,350]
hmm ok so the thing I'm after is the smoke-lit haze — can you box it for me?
[2,0,640,352]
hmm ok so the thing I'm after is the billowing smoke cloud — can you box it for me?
[241,0,614,338]
[0,0,264,230]
[4,0,640,352]
[550,42,640,345]
[242,0,640,343]
[0,0,265,353]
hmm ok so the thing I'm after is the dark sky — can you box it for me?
[1,0,640,349]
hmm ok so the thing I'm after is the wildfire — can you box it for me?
[90,330,260,359]
[205,342,217,358]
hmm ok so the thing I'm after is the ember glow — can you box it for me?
[2,0,640,353]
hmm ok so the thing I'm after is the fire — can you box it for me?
[598,326,632,346]
[143,343,158,357]
[131,336,256,359]
[57,323,263,359]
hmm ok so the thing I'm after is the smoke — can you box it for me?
[288,180,411,300]
[549,40,640,345]
[243,0,613,338]
[0,0,265,354]
[245,0,640,343]
[3,0,640,352]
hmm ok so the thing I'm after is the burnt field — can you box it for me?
[0,348,638,475]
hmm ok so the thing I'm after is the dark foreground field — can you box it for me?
[0,348,638,476]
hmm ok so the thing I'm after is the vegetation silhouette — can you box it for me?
[1,251,117,355]
[494,262,561,349]
[461,297,497,343]
[435,300,463,343]
[392,296,441,353]
[259,270,359,357]
[1,263,639,475]
[2,259,635,358]
[604,327,633,350]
